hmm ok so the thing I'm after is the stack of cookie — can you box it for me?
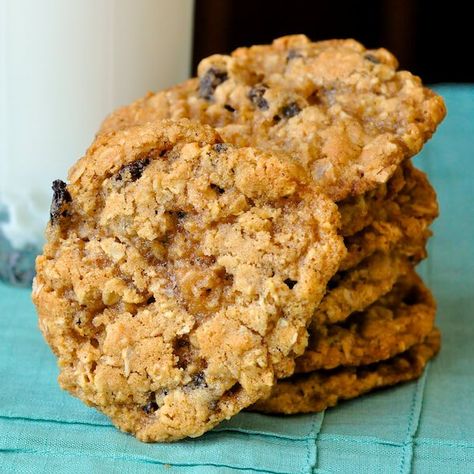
[33,36,445,441]
[252,164,440,413]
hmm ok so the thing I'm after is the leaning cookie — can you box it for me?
[250,328,440,414]
[295,269,435,373]
[32,119,345,442]
[100,35,445,201]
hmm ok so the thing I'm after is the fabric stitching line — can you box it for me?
[0,448,281,474]
[213,425,315,441]
[303,413,321,474]
[415,439,474,450]
[0,421,311,473]
[318,434,402,447]
[304,438,312,474]
[399,386,419,474]
[312,410,326,473]
[398,362,430,474]
[0,413,314,442]
[315,433,474,450]
[0,414,110,428]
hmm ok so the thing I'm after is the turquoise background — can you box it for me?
[1,86,473,473]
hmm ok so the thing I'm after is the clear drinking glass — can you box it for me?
[0,0,194,285]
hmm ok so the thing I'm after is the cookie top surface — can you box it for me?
[33,119,345,441]
[101,35,446,201]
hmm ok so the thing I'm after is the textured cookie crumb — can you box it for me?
[296,269,436,373]
[340,161,437,270]
[251,328,440,414]
[312,250,411,326]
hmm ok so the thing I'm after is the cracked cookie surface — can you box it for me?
[100,35,445,201]
[32,119,345,441]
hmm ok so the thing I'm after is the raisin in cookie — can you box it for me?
[33,119,345,441]
[251,328,440,414]
[101,35,445,201]
[296,269,435,373]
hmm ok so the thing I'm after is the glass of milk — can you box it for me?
[0,0,194,285]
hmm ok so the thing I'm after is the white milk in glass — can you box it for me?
[0,0,194,284]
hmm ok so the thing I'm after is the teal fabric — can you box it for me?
[0,85,473,473]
